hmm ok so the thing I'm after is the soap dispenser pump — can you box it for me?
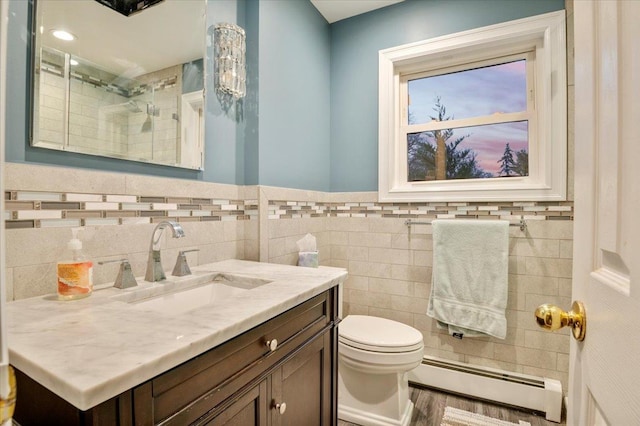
[57,227,93,300]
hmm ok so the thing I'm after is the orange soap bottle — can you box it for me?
[57,227,93,300]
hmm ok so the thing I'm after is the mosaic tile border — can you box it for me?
[4,191,258,230]
[268,200,574,221]
[267,201,331,219]
[4,192,574,229]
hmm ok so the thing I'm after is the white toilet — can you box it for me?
[338,315,425,426]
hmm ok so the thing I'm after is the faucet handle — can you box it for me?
[172,249,199,277]
[99,259,138,289]
[180,249,200,254]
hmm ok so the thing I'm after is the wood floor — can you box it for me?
[338,385,565,426]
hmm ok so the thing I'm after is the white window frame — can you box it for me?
[379,11,567,202]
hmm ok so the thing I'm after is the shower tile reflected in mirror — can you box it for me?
[36,48,198,167]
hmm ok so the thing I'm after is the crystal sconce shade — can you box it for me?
[214,23,246,100]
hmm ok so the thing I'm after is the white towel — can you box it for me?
[427,219,509,339]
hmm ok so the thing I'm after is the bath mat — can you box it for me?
[441,406,531,426]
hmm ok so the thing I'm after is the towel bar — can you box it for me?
[405,217,527,232]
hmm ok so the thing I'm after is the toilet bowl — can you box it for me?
[338,315,424,426]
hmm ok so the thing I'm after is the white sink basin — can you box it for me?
[112,273,272,315]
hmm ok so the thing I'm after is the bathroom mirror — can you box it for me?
[30,0,206,170]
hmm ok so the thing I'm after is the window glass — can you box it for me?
[407,121,528,181]
[407,60,527,125]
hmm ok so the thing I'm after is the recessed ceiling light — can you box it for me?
[51,30,76,41]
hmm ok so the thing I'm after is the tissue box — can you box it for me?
[298,251,319,268]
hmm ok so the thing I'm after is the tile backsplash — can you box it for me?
[3,163,259,301]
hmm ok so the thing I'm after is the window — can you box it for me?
[405,55,532,181]
[379,11,567,202]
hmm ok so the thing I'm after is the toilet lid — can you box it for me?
[339,315,424,353]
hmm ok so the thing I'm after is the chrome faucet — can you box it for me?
[145,221,185,282]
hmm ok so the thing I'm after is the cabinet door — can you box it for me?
[146,292,333,426]
[270,331,332,426]
[201,380,268,426]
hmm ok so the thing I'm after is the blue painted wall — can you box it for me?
[206,0,332,189]
[204,0,247,184]
[5,0,31,168]
[329,0,565,191]
[256,0,331,191]
[243,0,260,185]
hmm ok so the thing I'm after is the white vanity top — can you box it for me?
[7,259,347,410]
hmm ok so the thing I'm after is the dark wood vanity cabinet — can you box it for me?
[203,331,331,426]
[14,287,339,426]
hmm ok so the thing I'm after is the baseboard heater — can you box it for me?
[408,356,563,423]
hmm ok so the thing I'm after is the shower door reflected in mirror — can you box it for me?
[31,0,206,170]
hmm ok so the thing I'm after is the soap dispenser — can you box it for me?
[57,227,93,300]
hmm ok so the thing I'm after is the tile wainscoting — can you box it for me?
[264,191,573,393]
[3,163,259,301]
[3,164,573,392]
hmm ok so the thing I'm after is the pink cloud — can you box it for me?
[454,122,528,175]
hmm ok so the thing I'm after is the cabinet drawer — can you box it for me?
[149,289,335,425]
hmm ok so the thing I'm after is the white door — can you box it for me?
[570,1,640,424]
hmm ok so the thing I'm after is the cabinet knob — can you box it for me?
[274,402,286,414]
[266,339,278,351]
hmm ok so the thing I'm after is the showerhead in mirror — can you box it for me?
[125,100,142,113]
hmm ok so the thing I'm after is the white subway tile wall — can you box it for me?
[262,192,575,393]
[3,164,260,302]
[329,215,572,391]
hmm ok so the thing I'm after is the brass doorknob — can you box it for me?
[534,301,586,341]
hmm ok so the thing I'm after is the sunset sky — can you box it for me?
[408,60,528,176]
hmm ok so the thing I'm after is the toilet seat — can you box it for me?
[339,315,424,353]
[339,340,424,374]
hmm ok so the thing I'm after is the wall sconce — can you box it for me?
[214,23,246,100]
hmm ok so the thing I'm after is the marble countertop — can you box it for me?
[7,259,347,411]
